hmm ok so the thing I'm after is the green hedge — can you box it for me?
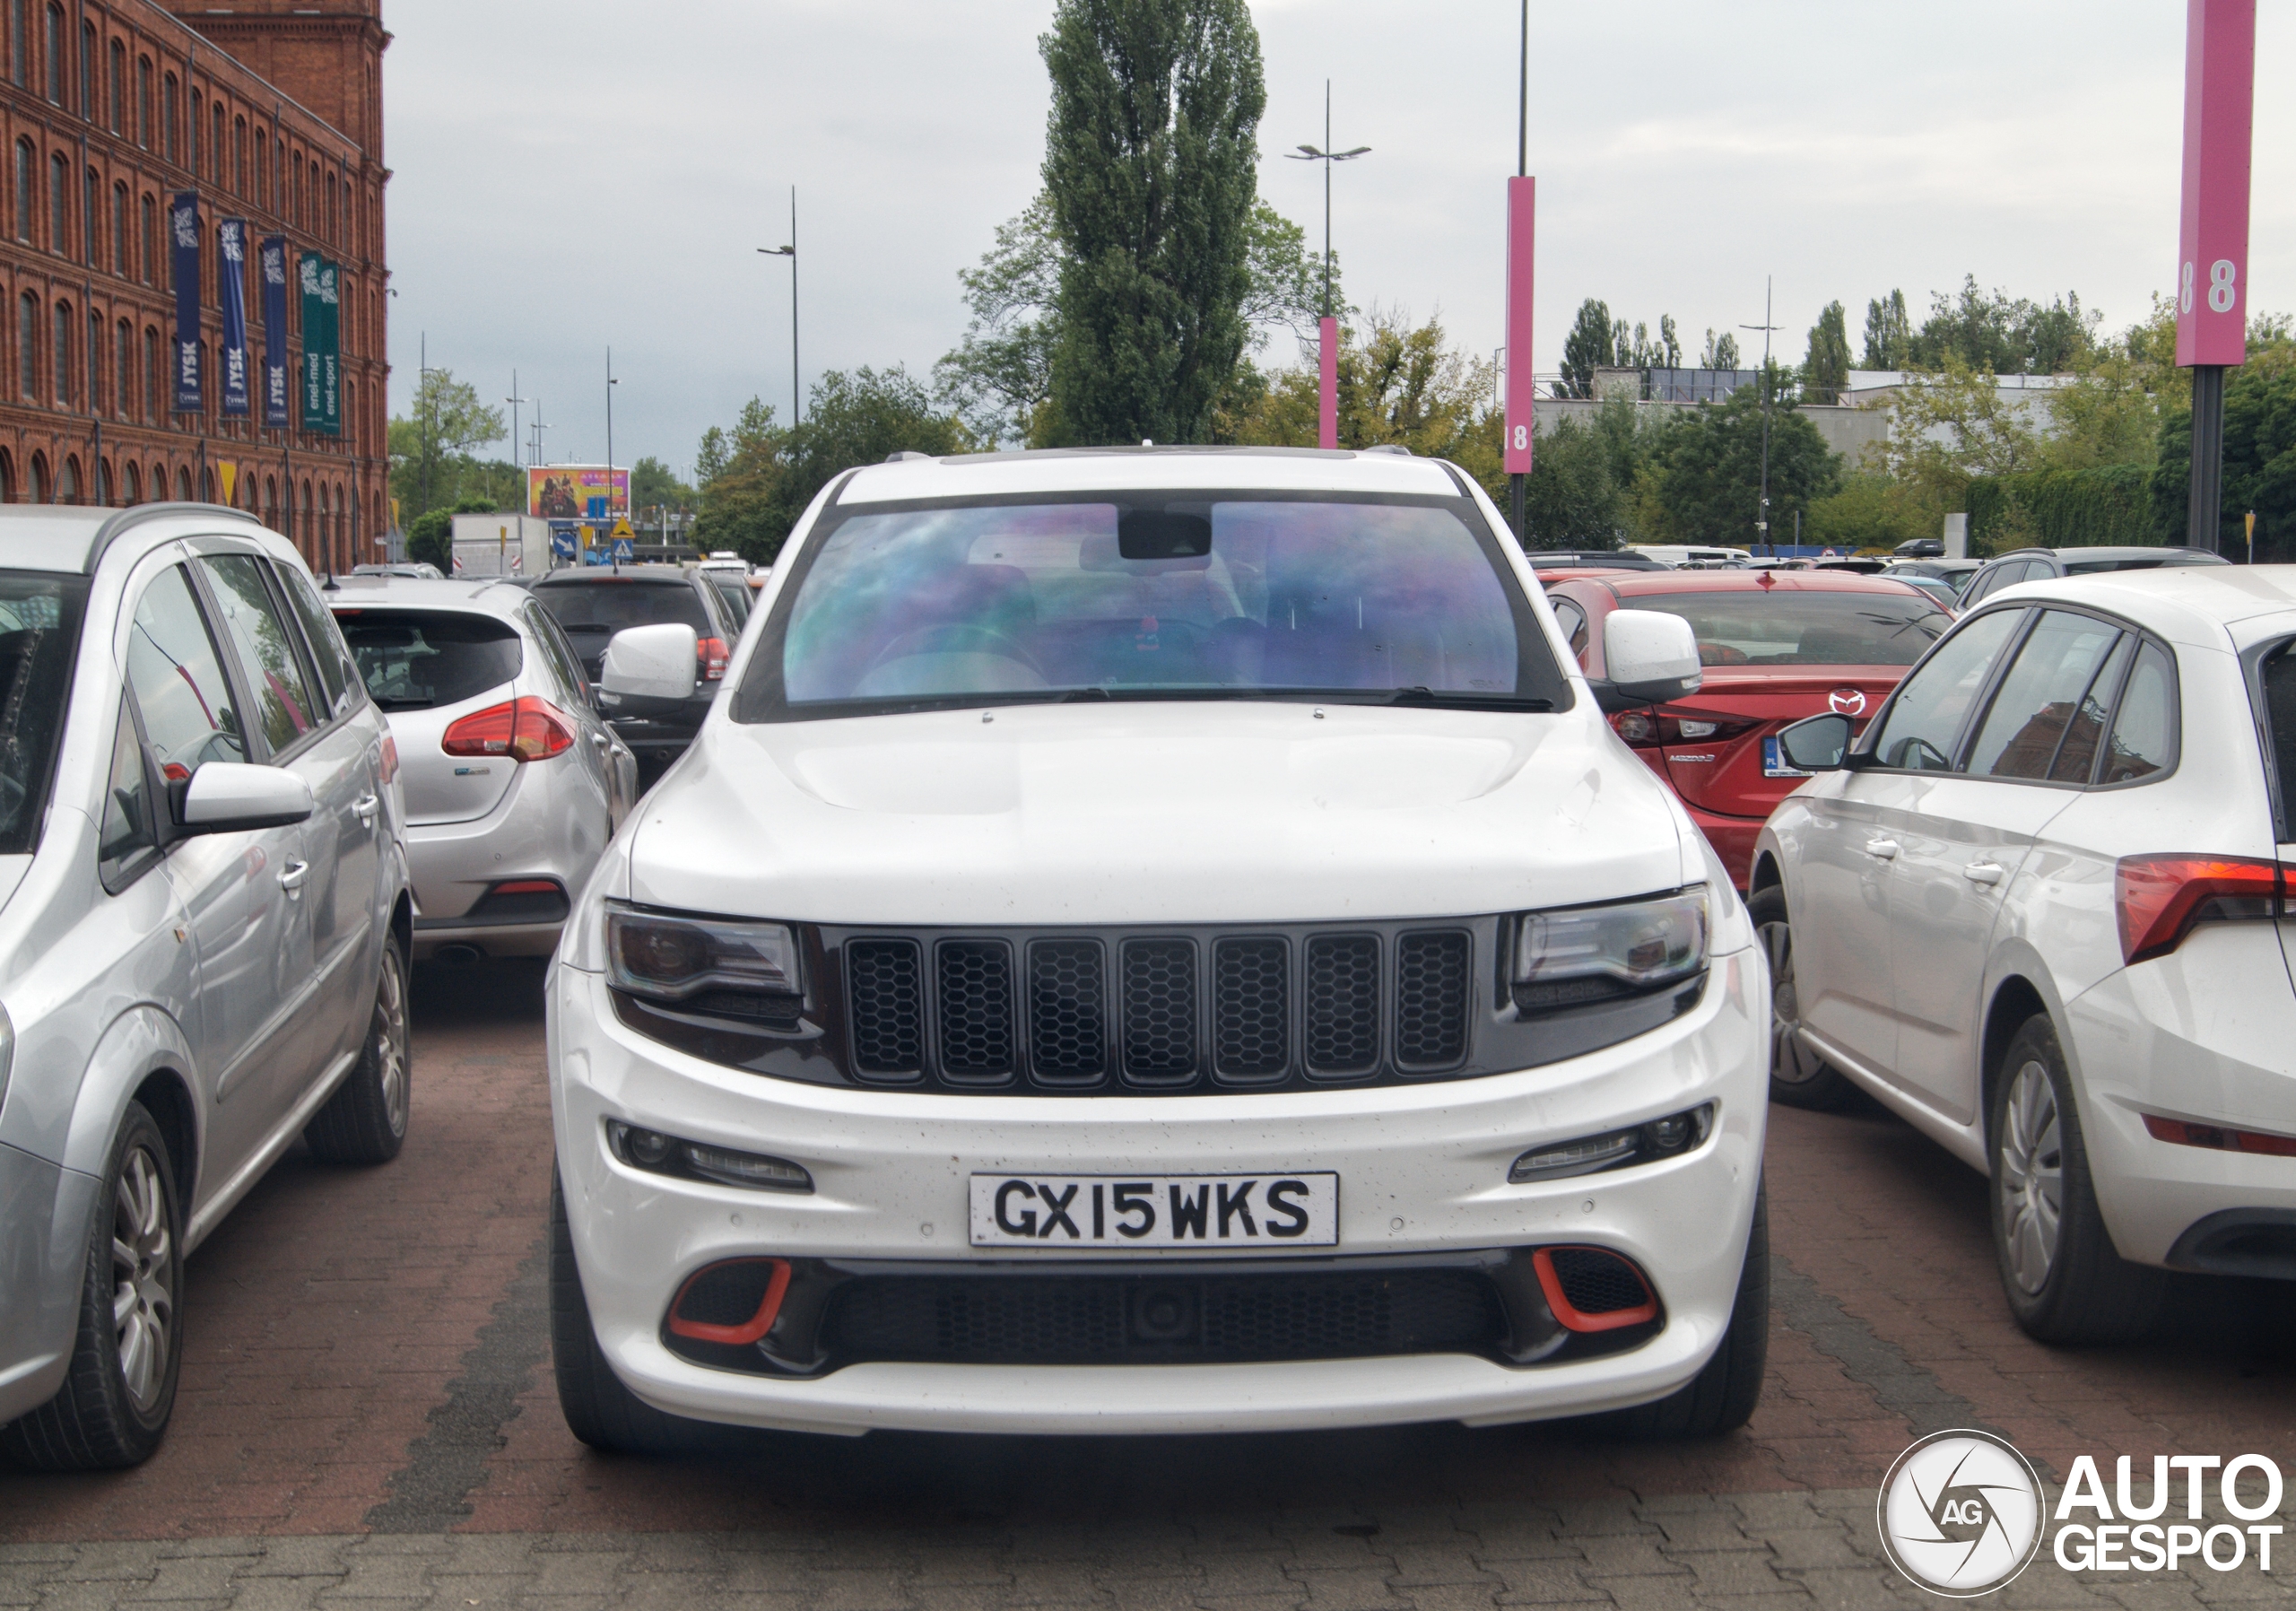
[1964,464,2158,553]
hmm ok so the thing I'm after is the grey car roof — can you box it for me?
[0,501,287,576]
[322,574,537,619]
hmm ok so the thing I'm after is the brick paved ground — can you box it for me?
[3,958,2292,1607]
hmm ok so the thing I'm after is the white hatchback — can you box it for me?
[546,447,1770,1447]
[1753,565,2296,1343]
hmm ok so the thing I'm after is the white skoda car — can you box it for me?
[1754,565,2296,1343]
[545,448,1770,1446]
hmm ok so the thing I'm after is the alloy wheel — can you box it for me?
[111,1145,175,1412]
[1758,919,1828,1087]
[1997,1059,2064,1295]
[375,950,411,1139]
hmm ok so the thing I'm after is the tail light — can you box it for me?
[698,636,729,681]
[1610,710,1760,747]
[2114,855,2285,965]
[378,734,399,783]
[2143,1115,2296,1158]
[440,695,577,762]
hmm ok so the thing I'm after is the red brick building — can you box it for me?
[0,0,386,571]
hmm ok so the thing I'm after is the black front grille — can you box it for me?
[1304,935,1379,1077]
[1027,940,1106,1082]
[1213,937,1288,1082]
[824,1267,1506,1365]
[848,939,923,1076]
[936,940,1014,1082]
[1395,931,1471,1071]
[1121,938,1198,1084]
[1549,1248,1650,1315]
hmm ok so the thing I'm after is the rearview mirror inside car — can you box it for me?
[175,762,316,834]
[1595,609,1702,710]
[1776,712,1854,772]
[600,623,700,709]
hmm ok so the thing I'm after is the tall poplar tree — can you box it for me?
[1039,0,1266,446]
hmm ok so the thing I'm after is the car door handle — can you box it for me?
[1963,860,2005,886]
[278,858,309,893]
[1865,838,1900,860]
[353,792,379,823]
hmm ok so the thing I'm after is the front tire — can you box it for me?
[1603,1181,1769,1439]
[305,939,411,1165]
[1,1102,184,1470]
[1750,885,1857,1110]
[1988,1014,2162,1345]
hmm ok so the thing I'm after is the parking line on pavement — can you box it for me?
[362,1234,552,1533]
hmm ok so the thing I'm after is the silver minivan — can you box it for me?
[0,504,412,1469]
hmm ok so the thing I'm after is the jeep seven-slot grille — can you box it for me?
[842,929,1473,1091]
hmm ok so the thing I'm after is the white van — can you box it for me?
[1628,545,1752,569]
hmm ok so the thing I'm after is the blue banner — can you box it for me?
[170,191,201,413]
[216,218,249,418]
[258,234,289,428]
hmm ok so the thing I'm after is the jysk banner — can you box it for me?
[216,218,249,418]
[318,259,341,435]
[259,235,290,428]
[170,192,201,413]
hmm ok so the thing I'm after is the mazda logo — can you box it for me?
[1830,688,1867,716]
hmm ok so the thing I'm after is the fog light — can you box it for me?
[615,1124,674,1167]
[606,1119,813,1193]
[1509,1103,1715,1184]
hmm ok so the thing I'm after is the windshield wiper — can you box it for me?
[1352,687,1554,710]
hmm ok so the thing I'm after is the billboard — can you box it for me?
[528,466,629,521]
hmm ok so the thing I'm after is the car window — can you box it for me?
[1867,608,2024,771]
[335,609,523,710]
[712,577,752,628]
[1964,611,2125,781]
[2049,633,2133,784]
[196,553,323,754]
[98,695,160,891]
[1547,597,1589,663]
[0,571,86,856]
[533,579,710,632]
[277,563,358,716]
[1967,562,2023,603]
[126,564,248,780]
[1621,589,1948,666]
[2099,640,2177,786]
[524,602,590,703]
[2265,644,2296,840]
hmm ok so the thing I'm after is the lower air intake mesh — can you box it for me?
[1548,1248,1651,1315]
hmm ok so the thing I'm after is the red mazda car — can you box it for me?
[1540,569,1952,888]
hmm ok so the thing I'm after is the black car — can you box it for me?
[1957,544,2227,608]
[530,567,738,782]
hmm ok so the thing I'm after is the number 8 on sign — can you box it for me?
[1513,425,1528,451]
[2181,260,2195,315]
[2209,259,2238,314]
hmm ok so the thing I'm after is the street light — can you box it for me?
[759,186,799,427]
[505,370,526,476]
[604,345,618,489]
[1740,277,1780,555]
[1285,83,1369,449]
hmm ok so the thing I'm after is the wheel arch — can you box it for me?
[1748,850,1784,901]
[1979,972,2054,1148]
[60,1006,204,1199]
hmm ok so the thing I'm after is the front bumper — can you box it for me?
[0,1140,98,1427]
[546,944,1770,1436]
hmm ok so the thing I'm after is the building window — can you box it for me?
[41,3,58,102]
[255,126,267,208]
[136,56,151,150]
[17,292,36,398]
[112,182,127,276]
[233,116,245,194]
[13,139,31,243]
[82,165,95,264]
[189,90,200,171]
[53,300,72,404]
[6,0,20,87]
[57,456,76,506]
[142,325,157,421]
[123,459,138,504]
[161,72,175,161]
[29,454,46,504]
[115,317,129,416]
[48,151,66,255]
[107,39,121,132]
[140,192,153,283]
[211,103,223,184]
[175,466,187,501]
[291,154,300,227]
[86,309,100,414]
[76,20,89,117]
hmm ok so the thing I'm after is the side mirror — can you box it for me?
[176,762,315,833]
[599,623,699,710]
[1776,712,1855,773]
[1594,609,1702,711]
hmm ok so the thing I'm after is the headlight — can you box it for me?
[1512,888,1708,1011]
[605,904,802,1003]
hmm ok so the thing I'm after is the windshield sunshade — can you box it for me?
[739,495,1566,719]
[0,573,88,855]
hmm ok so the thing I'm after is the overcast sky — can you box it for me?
[380,1,2295,478]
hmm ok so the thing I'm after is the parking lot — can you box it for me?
[4,958,2292,1608]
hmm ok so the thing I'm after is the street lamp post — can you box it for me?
[759,186,799,427]
[1740,277,1780,554]
[505,370,526,476]
[1286,85,1370,451]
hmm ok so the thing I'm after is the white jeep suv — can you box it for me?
[546,448,1770,1445]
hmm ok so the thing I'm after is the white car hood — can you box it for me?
[622,701,1689,926]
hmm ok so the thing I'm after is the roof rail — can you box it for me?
[85,501,266,576]
[1360,443,1413,456]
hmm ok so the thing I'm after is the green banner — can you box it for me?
[298,251,340,436]
[319,258,341,436]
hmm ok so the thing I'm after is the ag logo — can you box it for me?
[1877,1429,2044,1597]
[1829,687,1867,716]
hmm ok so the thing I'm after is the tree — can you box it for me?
[1904,276,2099,374]
[1229,309,1495,467]
[1863,291,1911,369]
[630,456,696,515]
[1560,299,1613,397]
[1805,473,1930,553]
[1639,388,1839,545]
[1658,314,1682,370]
[1521,416,1628,548]
[387,367,505,526]
[404,496,498,570]
[1700,329,1740,370]
[1804,300,1851,404]
[1867,356,2043,541]
[2150,333,2296,553]
[1038,0,1266,446]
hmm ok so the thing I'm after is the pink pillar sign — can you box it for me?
[2175,0,2255,367]
[1318,317,1339,450]
[1503,177,1536,474]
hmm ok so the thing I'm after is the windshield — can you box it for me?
[0,572,88,855]
[534,579,710,633]
[335,609,523,710]
[1624,588,1950,666]
[738,494,1565,718]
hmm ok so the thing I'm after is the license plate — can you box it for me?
[968,1173,1340,1250]
[1762,736,1811,779]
